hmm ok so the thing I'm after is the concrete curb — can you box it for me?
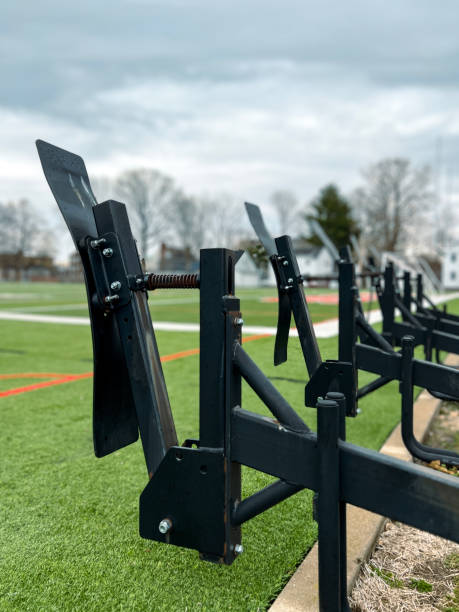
[270,354,458,612]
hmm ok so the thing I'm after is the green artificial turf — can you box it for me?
[0,282,340,325]
[0,290,458,611]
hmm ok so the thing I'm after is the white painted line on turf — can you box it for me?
[0,292,457,340]
[0,308,401,339]
[0,311,91,325]
[9,303,89,313]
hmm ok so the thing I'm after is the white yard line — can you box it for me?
[7,291,281,312]
[0,312,91,326]
[0,292,457,339]
[8,303,90,313]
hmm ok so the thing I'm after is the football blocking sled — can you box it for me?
[377,263,459,361]
[38,141,459,611]
[245,203,459,467]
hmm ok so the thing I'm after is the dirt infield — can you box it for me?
[261,291,373,305]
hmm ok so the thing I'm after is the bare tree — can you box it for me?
[352,158,432,253]
[168,193,245,254]
[167,192,208,256]
[115,169,178,259]
[0,199,49,256]
[201,194,244,250]
[91,175,114,204]
[270,189,298,235]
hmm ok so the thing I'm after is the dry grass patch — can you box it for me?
[350,521,459,611]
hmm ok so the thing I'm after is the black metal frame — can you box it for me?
[377,263,459,362]
[414,272,459,323]
[38,142,459,612]
[338,253,459,466]
[245,202,459,466]
[400,270,459,365]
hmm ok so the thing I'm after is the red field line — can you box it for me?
[0,372,70,380]
[160,333,270,362]
[0,373,93,398]
[0,333,271,398]
[261,291,373,305]
[160,347,200,362]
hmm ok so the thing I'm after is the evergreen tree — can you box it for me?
[306,184,360,249]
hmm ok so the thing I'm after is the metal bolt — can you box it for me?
[104,294,119,304]
[233,544,244,555]
[158,518,172,534]
[235,317,244,326]
[136,278,143,285]
[110,281,122,291]
[283,260,289,267]
[287,278,293,284]
[90,238,106,249]
[102,248,114,258]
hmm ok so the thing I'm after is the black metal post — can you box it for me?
[317,397,343,611]
[337,260,358,416]
[199,248,242,562]
[338,260,356,365]
[325,392,349,611]
[400,335,415,457]
[416,274,423,312]
[403,271,411,312]
[381,265,395,344]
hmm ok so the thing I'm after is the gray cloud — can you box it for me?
[1,0,459,259]
[2,0,459,112]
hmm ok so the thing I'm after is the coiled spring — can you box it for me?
[146,273,200,290]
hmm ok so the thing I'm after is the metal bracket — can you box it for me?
[140,445,237,563]
[305,361,356,416]
[86,232,131,309]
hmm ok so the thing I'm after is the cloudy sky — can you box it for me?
[1,1,459,258]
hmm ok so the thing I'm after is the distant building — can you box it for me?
[295,243,336,286]
[235,239,336,288]
[442,246,459,289]
[159,243,198,273]
[66,251,84,282]
[235,251,262,287]
[0,251,56,281]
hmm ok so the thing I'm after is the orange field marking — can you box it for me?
[0,373,93,398]
[159,333,270,363]
[261,291,373,305]
[0,372,71,380]
[160,347,200,362]
[0,333,271,398]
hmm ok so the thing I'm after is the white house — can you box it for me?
[235,243,336,288]
[296,246,336,282]
[235,251,265,287]
[442,245,459,289]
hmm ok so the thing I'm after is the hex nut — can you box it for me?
[158,518,172,534]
